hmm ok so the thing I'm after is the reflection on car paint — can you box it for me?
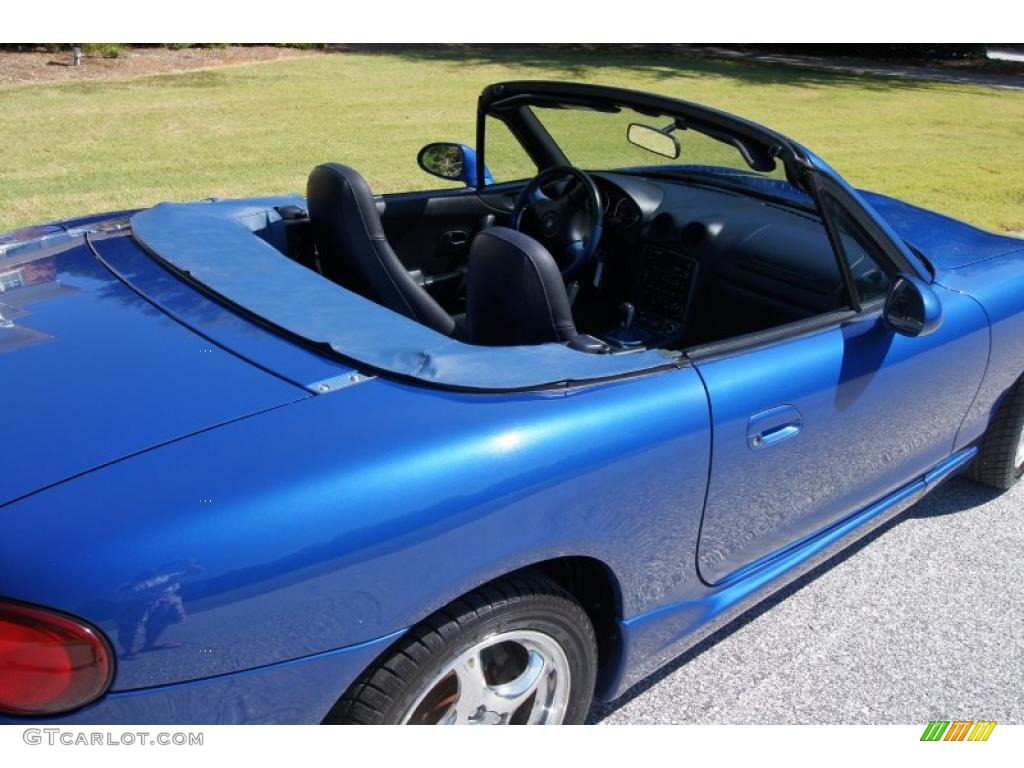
[116,560,204,660]
[0,255,68,355]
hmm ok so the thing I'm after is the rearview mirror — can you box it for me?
[417,142,494,187]
[627,123,680,159]
[883,274,943,337]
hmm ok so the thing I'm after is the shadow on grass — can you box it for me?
[47,45,997,100]
[58,69,255,95]
[587,476,1004,723]
[366,44,987,96]
[131,70,238,89]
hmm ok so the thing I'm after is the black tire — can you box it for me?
[324,572,597,725]
[970,376,1024,490]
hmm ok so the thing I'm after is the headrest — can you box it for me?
[466,227,577,346]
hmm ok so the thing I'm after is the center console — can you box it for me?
[632,245,698,341]
[605,245,699,349]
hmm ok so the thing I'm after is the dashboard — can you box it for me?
[592,173,698,349]
[588,172,843,350]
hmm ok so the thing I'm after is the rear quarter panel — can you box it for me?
[0,369,711,694]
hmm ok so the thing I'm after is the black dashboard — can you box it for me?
[587,172,843,350]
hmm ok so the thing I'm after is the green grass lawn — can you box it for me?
[1,47,1022,234]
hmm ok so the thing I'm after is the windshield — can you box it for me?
[528,104,812,205]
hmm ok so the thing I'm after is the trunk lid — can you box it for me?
[0,229,309,507]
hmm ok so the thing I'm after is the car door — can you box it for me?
[691,179,990,585]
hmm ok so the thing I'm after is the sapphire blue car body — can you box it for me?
[1,82,1022,724]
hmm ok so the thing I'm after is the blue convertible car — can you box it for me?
[2,82,1023,725]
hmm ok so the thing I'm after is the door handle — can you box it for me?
[747,404,803,449]
[442,229,469,249]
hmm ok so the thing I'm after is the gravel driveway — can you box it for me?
[590,476,1024,724]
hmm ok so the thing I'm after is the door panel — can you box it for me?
[379,187,519,271]
[694,288,988,584]
[378,186,520,307]
[379,191,495,273]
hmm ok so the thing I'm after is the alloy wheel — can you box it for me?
[401,630,571,725]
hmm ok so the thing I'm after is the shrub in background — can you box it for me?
[83,43,126,59]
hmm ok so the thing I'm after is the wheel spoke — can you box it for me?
[523,666,551,724]
[451,649,489,722]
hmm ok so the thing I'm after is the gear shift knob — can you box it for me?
[619,302,635,329]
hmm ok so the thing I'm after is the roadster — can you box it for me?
[1,81,1022,725]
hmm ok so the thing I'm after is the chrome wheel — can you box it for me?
[401,630,571,725]
[1016,427,1024,471]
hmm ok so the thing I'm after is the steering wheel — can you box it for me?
[512,166,603,278]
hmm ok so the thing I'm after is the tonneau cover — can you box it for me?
[131,197,677,391]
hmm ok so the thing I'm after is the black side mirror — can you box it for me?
[417,143,494,187]
[417,142,468,182]
[883,273,943,337]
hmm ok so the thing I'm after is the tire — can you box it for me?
[970,376,1024,490]
[325,572,597,725]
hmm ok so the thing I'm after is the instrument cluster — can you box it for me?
[599,184,642,230]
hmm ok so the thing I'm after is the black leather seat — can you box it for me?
[307,163,457,337]
[466,227,578,346]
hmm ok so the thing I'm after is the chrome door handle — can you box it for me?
[747,404,803,449]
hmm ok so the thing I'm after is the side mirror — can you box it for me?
[417,142,494,187]
[883,273,943,337]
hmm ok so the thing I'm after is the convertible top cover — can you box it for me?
[131,197,678,391]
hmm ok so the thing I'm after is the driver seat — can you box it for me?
[307,163,457,337]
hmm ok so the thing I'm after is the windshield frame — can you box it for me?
[477,81,813,199]
[476,81,933,286]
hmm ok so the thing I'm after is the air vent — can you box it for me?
[649,212,675,238]
[680,221,707,248]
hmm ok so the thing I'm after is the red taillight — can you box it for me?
[0,599,113,716]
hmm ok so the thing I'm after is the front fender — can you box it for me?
[938,250,1024,447]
